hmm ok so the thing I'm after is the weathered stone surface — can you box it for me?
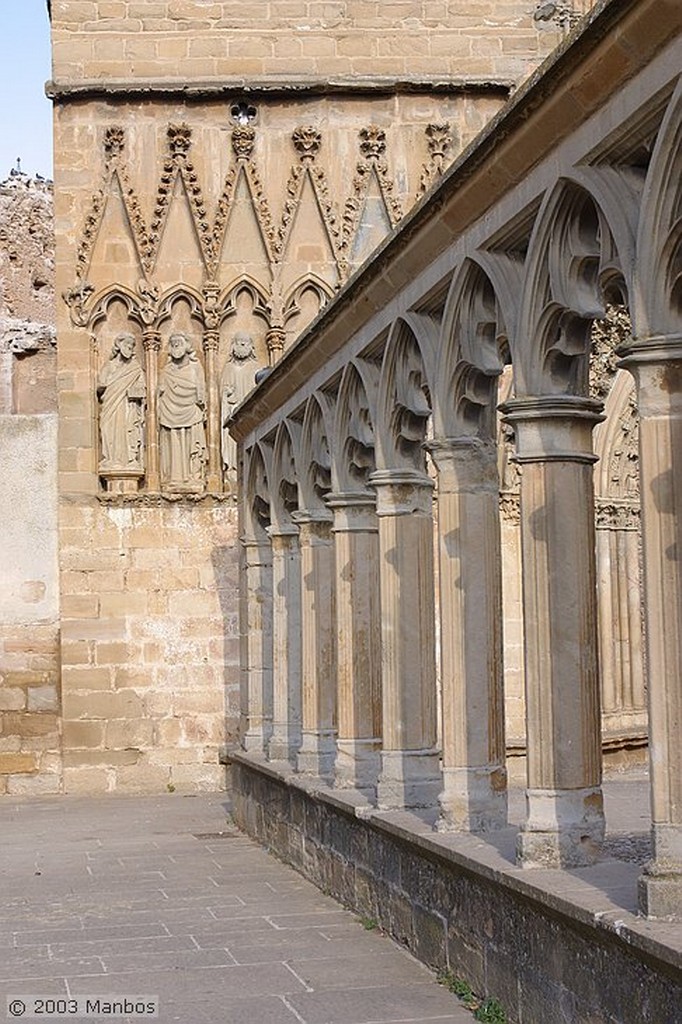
[231,755,682,1024]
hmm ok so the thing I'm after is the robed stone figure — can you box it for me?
[221,332,258,479]
[97,333,146,473]
[158,333,207,490]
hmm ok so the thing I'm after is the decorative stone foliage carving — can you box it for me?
[341,125,403,261]
[419,123,453,194]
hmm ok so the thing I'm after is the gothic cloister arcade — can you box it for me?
[231,0,682,943]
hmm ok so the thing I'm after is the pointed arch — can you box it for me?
[88,284,141,331]
[636,79,682,336]
[222,276,271,324]
[298,392,336,512]
[282,274,335,326]
[157,284,204,328]
[435,258,510,440]
[244,442,272,540]
[270,419,302,527]
[375,313,438,471]
[333,357,381,493]
[517,178,629,396]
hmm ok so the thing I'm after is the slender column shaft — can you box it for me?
[292,512,337,778]
[428,439,507,831]
[369,470,440,811]
[203,330,222,492]
[620,338,682,919]
[327,493,382,797]
[239,535,273,753]
[501,397,605,868]
[142,329,161,491]
[266,525,302,762]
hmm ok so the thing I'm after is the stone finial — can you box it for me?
[292,126,322,162]
[103,126,125,160]
[359,126,386,161]
[425,123,452,161]
[167,123,192,157]
[232,125,256,160]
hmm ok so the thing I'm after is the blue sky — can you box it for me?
[0,2,53,179]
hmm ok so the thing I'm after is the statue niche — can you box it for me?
[220,332,259,481]
[97,332,146,490]
[158,332,208,492]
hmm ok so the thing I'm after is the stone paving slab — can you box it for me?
[0,793,475,1024]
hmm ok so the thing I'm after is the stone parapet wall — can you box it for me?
[231,755,682,1024]
[50,0,566,86]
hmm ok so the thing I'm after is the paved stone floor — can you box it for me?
[0,792,475,1024]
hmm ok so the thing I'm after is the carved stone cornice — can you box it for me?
[595,499,641,531]
[499,490,521,524]
[98,491,236,507]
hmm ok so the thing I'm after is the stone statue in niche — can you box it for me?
[158,333,207,491]
[97,332,146,475]
[220,332,259,478]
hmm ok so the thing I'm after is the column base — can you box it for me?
[377,748,441,811]
[436,765,508,832]
[296,730,337,779]
[334,739,381,798]
[638,869,682,920]
[638,824,682,919]
[241,725,271,754]
[267,726,301,764]
[516,786,605,868]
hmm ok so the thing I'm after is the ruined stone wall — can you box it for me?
[0,173,61,795]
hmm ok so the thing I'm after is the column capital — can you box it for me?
[618,336,682,418]
[326,491,378,533]
[499,395,604,464]
[142,329,161,352]
[291,508,333,527]
[202,329,220,352]
[425,437,498,491]
[617,332,682,366]
[368,468,434,516]
[266,523,299,540]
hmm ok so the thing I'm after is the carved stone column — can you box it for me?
[427,439,507,832]
[326,492,382,797]
[369,469,440,810]
[620,337,682,919]
[291,511,337,778]
[500,396,605,868]
[266,326,286,366]
[266,524,302,763]
[239,535,273,753]
[142,328,161,491]
[203,328,222,492]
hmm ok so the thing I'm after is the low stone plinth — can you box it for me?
[229,750,682,1024]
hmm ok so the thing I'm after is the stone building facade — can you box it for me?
[42,0,581,794]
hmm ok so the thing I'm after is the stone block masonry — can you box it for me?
[50,0,567,87]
